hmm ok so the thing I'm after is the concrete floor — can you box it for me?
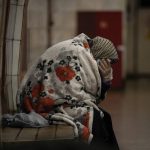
[101,79,150,150]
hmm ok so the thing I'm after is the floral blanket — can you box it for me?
[16,33,103,143]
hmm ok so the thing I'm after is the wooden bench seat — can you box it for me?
[1,125,80,150]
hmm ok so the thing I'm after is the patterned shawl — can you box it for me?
[91,36,118,61]
[17,33,104,143]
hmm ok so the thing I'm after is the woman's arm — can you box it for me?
[97,59,113,100]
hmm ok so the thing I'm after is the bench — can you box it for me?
[1,125,82,150]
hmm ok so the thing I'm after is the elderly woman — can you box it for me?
[17,33,119,149]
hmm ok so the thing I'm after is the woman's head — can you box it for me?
[90,36,118,63]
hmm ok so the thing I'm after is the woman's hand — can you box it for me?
[98,59,113,82]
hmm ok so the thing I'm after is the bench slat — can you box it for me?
[55,125,75,139]
[2,127,21,142]
[16,128,38,141]
[37,125,56,140]
[1,125,75,143]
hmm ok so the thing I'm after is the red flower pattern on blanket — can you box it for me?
[32,84,44,98]
[36,97,55,113]
[83,112,90,127]
[48,88,54,94]
[23,96,55,115]
[55,66,76,81]
[23,96,33,112]
[83,42,90,49]
[81,126,91,142]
